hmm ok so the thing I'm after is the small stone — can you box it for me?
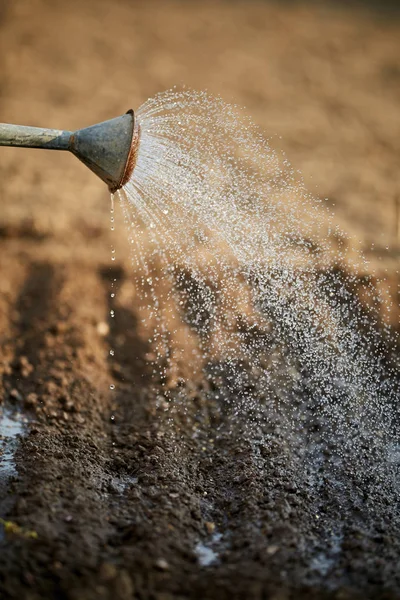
[9,388,22,401]
[19,356,33,377]
[3,363,12,376]
[266,545,279,556]
[45,381,57,395]
[97,321,109,336]
[63,400,75,412]
[115,570,134,596]
[205,521,215,534]
[155,558,169,571]
[55,321,68,334]
[25,393,38,407]
[99,562,117,582]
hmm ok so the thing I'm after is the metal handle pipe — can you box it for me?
[0,123,71,151]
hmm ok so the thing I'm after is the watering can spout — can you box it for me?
[70,110,138,191]
[0,110,139,192]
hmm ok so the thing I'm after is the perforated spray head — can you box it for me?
[69,110,140,192]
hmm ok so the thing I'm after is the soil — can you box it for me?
[0,1,399,599]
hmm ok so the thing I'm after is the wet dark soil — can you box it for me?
[0,248,399,600]
[0,252,396,600]
[1,1,400,599]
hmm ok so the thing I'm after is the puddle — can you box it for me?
[309,532,343,581]
[107,474,138,495]
[0,409,24,541]
[195,532,222,567]
[387,443,400,464]
[0,411,22,483]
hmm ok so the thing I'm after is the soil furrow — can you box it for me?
[0,263,114,598]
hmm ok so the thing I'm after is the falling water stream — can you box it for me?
[112,89,399,577]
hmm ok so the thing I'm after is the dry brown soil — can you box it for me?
[0,1,399,599]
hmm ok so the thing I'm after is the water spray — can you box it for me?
[0,110,140,192]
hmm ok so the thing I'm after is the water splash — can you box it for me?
[115,89,399,496]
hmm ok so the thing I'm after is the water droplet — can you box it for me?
[116,88,399,536]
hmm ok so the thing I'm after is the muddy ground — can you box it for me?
[0,1,400,598]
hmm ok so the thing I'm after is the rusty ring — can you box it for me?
[110,110,141,193]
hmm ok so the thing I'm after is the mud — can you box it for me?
[0,1,400,599]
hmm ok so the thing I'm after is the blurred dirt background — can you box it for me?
[0,0,399,599]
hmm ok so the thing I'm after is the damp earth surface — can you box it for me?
[0,2,400,600]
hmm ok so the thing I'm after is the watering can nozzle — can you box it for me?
[0,110,139,192]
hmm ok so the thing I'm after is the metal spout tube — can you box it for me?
[0,110,138,192]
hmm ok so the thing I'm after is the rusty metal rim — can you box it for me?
[110,110,141,193]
